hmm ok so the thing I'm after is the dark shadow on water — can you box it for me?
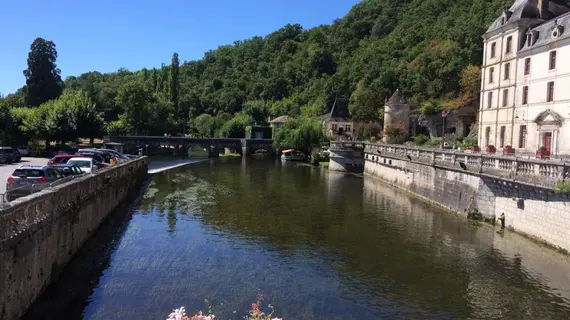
[20,180,151,320]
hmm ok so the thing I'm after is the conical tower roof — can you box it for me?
[386,89,408,105]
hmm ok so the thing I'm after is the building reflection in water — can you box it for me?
[361,176,570,318]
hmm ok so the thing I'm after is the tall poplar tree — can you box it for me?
[23,38,63,106]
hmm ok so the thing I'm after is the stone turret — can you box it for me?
[383,89,410,142]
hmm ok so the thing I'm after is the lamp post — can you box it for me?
[441,109,449,149]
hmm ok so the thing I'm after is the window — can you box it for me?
[506,36,512,53]
[504,63,510,80]
[524,58,531,75]
[499,126,506,148]
[331,124,338,132]
[491,42,496,58]
[549,51,557,70]
[547,81,554,102]
[501,17,506,25]
[522,86,529,105]
[489,67,495,83]
[345,124,351,132]
[526,33,532,47]
[519,125,527,148]
[487,91,493,108]
[502,89,508,107]
[485,127,491,146]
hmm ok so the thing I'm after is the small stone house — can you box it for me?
[318,98,354,140]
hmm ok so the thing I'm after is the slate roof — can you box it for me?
[520,11,570,51]
[386,89,408,106]
[319,98,351,122]
[269,115,292,124]
[486,0,570,33]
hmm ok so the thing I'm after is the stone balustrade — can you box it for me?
[364,143,570,189]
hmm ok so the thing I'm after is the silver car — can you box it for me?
[5,165,64,201]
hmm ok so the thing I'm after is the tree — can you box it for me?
[273,117,326,155]
[115,81,154,135]
[23,38,63,106]
[171,52,180,105]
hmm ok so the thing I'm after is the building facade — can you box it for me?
[319,98,355,140]
[383,89,410,142]
[479,0,570,155]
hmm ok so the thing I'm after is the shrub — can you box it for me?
[410,134,429,146]
[424,137,442,147]
[555,181,570,194]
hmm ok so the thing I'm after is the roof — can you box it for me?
[486,0,570,33]
[520,11,570,51]
[269,115,292,124]
[386,89,408,105]
[67,157,93,161]
[319,98,351,122]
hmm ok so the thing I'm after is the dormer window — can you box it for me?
[501,17,506,25]
[551,23,564,39]
[526,30,538,47]
[500,10,511,26]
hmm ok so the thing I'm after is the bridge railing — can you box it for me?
[364,143,570,189]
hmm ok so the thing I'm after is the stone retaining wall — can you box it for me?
[364,154,570,253]
[0,157,148,320]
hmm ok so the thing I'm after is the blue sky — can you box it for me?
[0,0,360,95]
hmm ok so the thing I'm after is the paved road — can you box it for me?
[0,157,49,195]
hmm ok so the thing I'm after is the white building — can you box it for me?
[479,0,570,155]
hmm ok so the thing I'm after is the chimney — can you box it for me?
[538,0,549,20]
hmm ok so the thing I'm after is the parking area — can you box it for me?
[0,157,49,194]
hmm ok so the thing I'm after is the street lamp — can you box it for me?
[441,109,449,149]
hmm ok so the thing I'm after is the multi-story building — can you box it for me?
[479,0,570,155]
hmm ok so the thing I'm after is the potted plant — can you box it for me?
[502,145,515,155]
[471,145,481,152]
[485,145,496,153]
[536,146,550,159]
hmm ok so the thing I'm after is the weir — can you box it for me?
[0,157,148,320]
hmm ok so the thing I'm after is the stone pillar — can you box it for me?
[208,145,220,158]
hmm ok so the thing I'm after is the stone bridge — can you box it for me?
[106,136,275,157]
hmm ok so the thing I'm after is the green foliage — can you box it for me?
[409,134,430,146]
[3,0,512,140]
[273,117,326,154]
[23,37,63,106]
[218,112,253,138]
[420,100,443,116]
[425,137,442,147]
[555,181,570,194]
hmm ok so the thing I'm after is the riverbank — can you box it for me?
[0,157,148,320]
[363,147,570,255]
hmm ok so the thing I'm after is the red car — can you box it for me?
[47,154,78,165]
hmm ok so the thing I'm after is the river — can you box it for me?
[23,157,570,319]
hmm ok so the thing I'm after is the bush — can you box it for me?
[311,151,329,165]
[555,181,570,194]
[424,137,442,147]
[410,134,429,146]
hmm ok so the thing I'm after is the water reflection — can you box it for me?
[24,159,570,320]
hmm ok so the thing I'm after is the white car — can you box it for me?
[67,157,98,173]
[17,146,30,156]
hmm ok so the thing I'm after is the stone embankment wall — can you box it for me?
[364,147,570,253]
[0,157,148,320]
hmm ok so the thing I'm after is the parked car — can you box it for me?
[17,146,30,156]
[49,163,85,177]
[78,149,114,164]
[67,157,100,173]
[5,165,64,201]
[47,154,80,165]
[13,150,22,162]
[97,148,131,162]
[0,147,16,164]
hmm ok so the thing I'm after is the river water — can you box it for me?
[23,157,570,319]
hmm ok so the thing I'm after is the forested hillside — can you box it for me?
[1,0,511,141]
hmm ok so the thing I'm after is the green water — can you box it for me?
[24,157,570,319]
